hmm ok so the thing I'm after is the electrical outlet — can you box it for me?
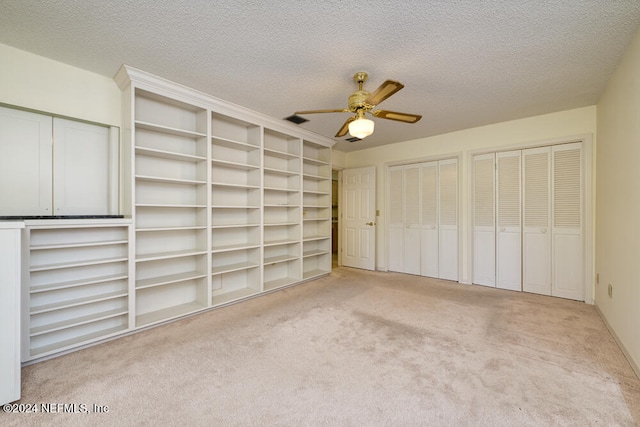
[607,284,613,298]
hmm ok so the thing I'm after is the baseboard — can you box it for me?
[595,305,640,380]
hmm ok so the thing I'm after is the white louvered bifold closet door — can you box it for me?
[496,151,522,291]
[472,153,496,287]
[388,166,404,272]
[552,143,583,300]
[522,147,552,295]
[420,161,439,278]
[403,165,422,275]
[438,158,458,281]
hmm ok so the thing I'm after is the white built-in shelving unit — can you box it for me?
[16,65,334,365]
[302,140,332,280]
[132,90,210,328]
[263,129,302,291]
[22,219,132,362]
[210,113,262,305]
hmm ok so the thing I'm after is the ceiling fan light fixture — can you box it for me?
[348,117,375,139]
[294,71,420,139]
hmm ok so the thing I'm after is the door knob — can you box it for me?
[366,222,376,226]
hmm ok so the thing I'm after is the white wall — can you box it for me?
[596,28,640,374]
[331,148,346,170]
[344,106,597,286]
[0,43,121,126]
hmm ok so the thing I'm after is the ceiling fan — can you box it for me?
[295,71,422,139]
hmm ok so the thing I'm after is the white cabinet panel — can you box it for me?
[0,223,23,404]
[53,118,116,215]
[0,107,52,216]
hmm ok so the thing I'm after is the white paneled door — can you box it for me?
[342,166,376,270]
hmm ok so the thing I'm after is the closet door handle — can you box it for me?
[500,227,506,232]
[541,228,547,233]
[366,222,376,226]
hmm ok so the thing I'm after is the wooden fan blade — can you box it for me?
[335,116,356,137]
[372,110,422,123]
[295,109,349,114]
[365,80,404,106]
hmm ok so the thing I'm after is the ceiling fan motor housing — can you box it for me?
[348,90,371,112]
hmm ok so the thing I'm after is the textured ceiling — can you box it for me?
[1,1,640,152]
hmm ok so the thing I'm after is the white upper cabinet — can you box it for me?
[0,106,118,217]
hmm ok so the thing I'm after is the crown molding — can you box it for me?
[115,64,336,147]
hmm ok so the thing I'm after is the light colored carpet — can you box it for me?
[3,267,639,426]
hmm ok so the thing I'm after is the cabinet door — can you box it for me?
[522,147,551,295]
[438,158,458,281]
[472,153,496,287]
[496,151,521,291]
[552,143,583,300]
[0,107,52,216]
[420,161,439,278]
[53,118,116,215]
